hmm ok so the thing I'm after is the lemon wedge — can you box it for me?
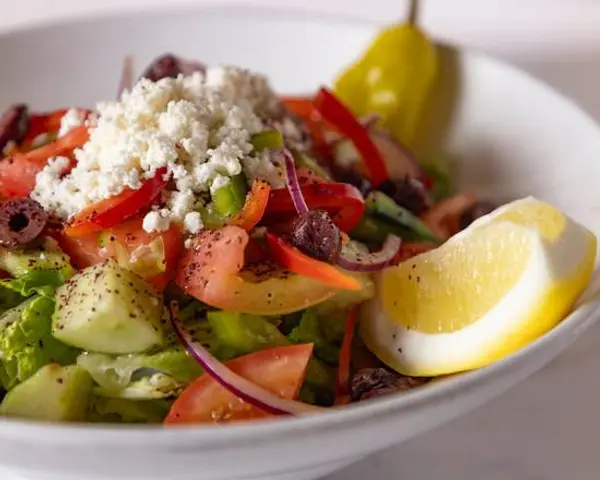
[361,197,597,377]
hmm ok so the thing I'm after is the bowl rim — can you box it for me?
[1,4,600,447]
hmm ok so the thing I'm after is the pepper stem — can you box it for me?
[408,0,419,25]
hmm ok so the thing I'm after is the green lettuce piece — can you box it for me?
[77,348,202,392]
[1,269,66,298]
[94,373,182,400]
[0,296,79,390]
[0,243,76,281]
[0,286,23,316]
[288,310,340,366]
[300,358,336,406]
[89,397,171,423]
[207,311,287,356]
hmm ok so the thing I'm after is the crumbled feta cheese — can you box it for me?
[183,211,203,234]
[243,150,285,189]
[142,209,172,233]
[58,108,86,137]
[32,66,282,233]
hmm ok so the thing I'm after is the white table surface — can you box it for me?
[2,2,600,479]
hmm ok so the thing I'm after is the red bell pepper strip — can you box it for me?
[0,126,89,198]
[336,307,360,405]
[20,109,69,151]
[64,167,169,237]
[295,166,329,186]
[229,180,271,231]
[314,87,389,186]
[265,233,361,291]
[264,182,365,233]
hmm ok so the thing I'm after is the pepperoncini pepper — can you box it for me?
[333,17,438,151]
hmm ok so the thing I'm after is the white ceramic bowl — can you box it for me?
[2,7,600,480]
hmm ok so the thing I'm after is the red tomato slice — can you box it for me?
[176,226,340,315]
[64,167,169,237]
[20,109,68,151]
[265,233,361,291]
[0,126,88,198]
[56,216,181,291]
[164,344,313,425]
[264,182,365,232]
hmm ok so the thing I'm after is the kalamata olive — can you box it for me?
[0,198,48,247]
[140,54,182,82]
[336,168,372,197]
[459,201,497,230]
[0,104,29,154]
[378,176,431,215]
[350,367,427,402]
[288,210,341,264]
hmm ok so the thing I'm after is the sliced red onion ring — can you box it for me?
[276,148,309,215]
[337,235,402,272]
[169,306,321,416]
[116,55,134,98]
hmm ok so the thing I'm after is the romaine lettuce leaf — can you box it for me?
[288,310,340,365]
[0,286,23,316]
[0,296,79,390]
[89,397,171,423]
[207,311,287,357]
[77,348,202,394]
[1,269,66,297]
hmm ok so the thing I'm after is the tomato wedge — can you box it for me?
[176,226,341,315]
[64,167,169,237]
[265,233,361,291]
[56,216,181,291]
[164,344,313,425]
[229,180,271,231]
[0,126,88,198]
[336,307,360,405]
[314,87,389,186]
[264,182,365,232]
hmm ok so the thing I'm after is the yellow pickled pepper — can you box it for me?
[333,15,438,151]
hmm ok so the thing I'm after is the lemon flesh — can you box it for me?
[361,197,597,377]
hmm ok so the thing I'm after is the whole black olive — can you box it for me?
[0,198,48,248]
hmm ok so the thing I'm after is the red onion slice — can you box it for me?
[337,235,402,272]
[116,55,134,99]
[169,306,321,416]
[277,148,309,215]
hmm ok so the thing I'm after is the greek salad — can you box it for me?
[0,18,593,426]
